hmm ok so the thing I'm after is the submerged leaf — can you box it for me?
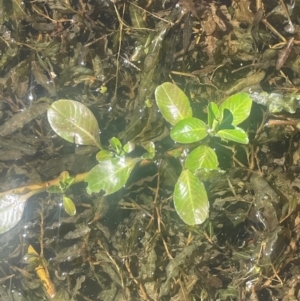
[219,93,252,126]
[174,169,209,225]
[63,196,76,216]
[217,127,249,144]
[85,157,140,195]
[170,118,207,143]
[185,145,219,172]
[0,192,35,234]
[155,82,193,125]
[47,99,102,149]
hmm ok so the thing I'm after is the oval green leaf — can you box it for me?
[63,196,76,216]
[219,93,252,126]
[185,145,219,172]
[85,157,140,195]
[47,99,102,149]
[174,169,209,225]
[170,118,208,143]
[96,150,113,161]
[217,127,249,144]
[155,82,193,125]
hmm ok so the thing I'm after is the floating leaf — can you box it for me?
[85,157,140,195]
[0,191,36,234]
[170,118,207,143]
[217,127,249,144]
[63,196,76,216]
[219,93,252,126]
[47,99,102,149]
[174,169,209,225]
[185,145,219,172]
[155,82,193,125]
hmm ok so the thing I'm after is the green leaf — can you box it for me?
[217,127,249,144]
[63,196,76,216]
[123,142,135,153]
[47,99,102,149]
[185,145,219,172]
[0,191,36,234]
[170,118,207,143]
[142,141,155,159]
[194,168,226,181]
[109,137,123,154]
[96,150,113,161]
[155,82,193,125]
[47,185,63,194]
[85,157,140,195]
[219,93,252,126]
[174,169,209,225]
[218,109,234,130]
[207,102,220,129]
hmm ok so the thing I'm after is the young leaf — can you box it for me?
[217,127,249,144]
[155,82,193,125]
[63,196,76,216]
[185,145,219,172]
[207,102,220,129]
[109,137,123,154]
[142,141,155,159]
[47,99,102,149]
[219,93,252,126]
[170,118,207,143]
[85,157,140,195]
[174,169,209,225]
[96,150,113,161]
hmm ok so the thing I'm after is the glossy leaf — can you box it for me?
[0,191,36,234]
[217,127,249,144]
[123,142,135,153]
[47,99,102,149]
[185,145,219,172]
[142,141,155,159]
[170,118,207,143]
[85,157,140,195]
[109,137,123,154]
[155,82,193,125]
[219,93,252,126]
[96,150,113,161]
[174,169,209,225]
[207,102,220,129]
[63,196,76,216]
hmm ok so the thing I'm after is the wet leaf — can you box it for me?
[170,118,207,143]
[47,99,102,149]
[109,137,123,154]
[217,127,249,144]
[0,191,35,234]
[142,141,155,159]
[207,102,220,129]
[219,93,252,126]
[85,157,141,195]
[63,196,76,216]
[174,169,209,225]
[96,150,113,161]
[185,145,219,172]
[155,82,193,125]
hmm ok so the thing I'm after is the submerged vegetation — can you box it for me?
[1,0,300,300]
